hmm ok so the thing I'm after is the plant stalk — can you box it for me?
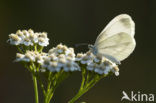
[32,75,39,103]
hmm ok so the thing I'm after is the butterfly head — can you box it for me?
[88,44,97,55]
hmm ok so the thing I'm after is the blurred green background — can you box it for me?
[0,0,156,103]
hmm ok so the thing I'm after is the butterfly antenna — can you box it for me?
[75,43,88,47]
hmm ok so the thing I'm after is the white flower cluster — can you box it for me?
[76,51,119,76]
[14,40,119,75]
[8,29,49,46]
[41,44,80,72]
[15,51,48,64]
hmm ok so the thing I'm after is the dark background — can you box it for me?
[0,0,156,103]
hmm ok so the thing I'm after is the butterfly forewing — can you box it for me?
[95,14,135,46]
[94,14,136,62]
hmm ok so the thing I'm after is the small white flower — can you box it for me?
[22,30,30,37]
[36,52,48,64]
[87,62,96,71]
[56,44,63,49]
[8,34,22,45]
[115,71,119,76]
[57,49,63,53]
[64,49,71,55]
[36,55,44,64]
[49,54,58,61]
[38,38,49,46]
[42,58,51,68]
[28,29,34,34]
[67,53,75,60]
[94,68,103,74]
[103,66,111,75]
[48,48,60,56]
[29,33,38,43]
[38,32,47,38]
[58,54,65,58]
[81,55,93,64]
[15,53,25,62]
[25,52,35,62]
[80,52,95,65]
[110,63,119,76]
[75,53,85,61]
[63,61,80,72]
[23,37,33,46]
[16,30,25,39]
[58,57,66,67]
[48,61,60,72]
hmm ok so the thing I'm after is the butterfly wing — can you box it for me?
[94,14,135,61]
[95,33,136,61]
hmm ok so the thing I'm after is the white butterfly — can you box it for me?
[88,14,136,64]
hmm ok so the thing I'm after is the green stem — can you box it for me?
[68,68,87,103]
[85,71,91,85]
[68,79,96,103]
[47,71,63,103]
[37,73,46,96]
[45,82,53,103]
[35,44,37,51]
[32,74,39,103]
[47,88,55,103]
[68,72,104,103]
[80,68,86,90]
[38,46,43,52]
[68,90,84,103]
[17,46,23,53]
[44,72,56,103]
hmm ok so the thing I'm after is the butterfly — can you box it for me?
[88,14,136,64]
